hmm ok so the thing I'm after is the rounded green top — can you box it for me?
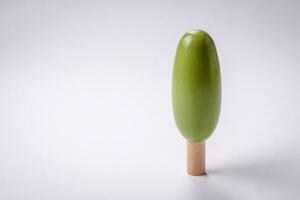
[172,30,221,142]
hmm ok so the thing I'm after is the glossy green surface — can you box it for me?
[172,30,221,142]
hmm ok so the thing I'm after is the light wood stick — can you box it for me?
[187,141,206,176]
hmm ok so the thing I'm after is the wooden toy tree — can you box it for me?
[172,30,221,175]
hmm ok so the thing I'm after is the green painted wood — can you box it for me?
[172,30,221,142]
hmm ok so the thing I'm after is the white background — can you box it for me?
[1,0,300,199]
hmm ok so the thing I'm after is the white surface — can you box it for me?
[1,0,300,199]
